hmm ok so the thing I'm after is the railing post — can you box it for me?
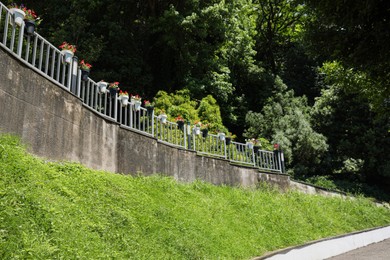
[129,104,133,128]
[66,57,73,90]
[10,19,16,52]
[193,132,196,151]
[71,56,78,94]
[151,111,155,137]
[280,149,285,173]
[3,11,10,45]
[252,149,256,167]
[76,73,81,98]
[184,124,187,149]
[17,22,24,57]
[114,94,118,121]
[224,139,227,159]
[186,122,191,150]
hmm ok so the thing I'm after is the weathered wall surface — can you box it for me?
[0,49,118,172]
[0,47,352,195]
[2,46,335,193]
[0,47,267,188]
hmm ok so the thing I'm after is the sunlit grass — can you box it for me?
[1,134,390,259]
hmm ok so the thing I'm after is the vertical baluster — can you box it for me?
[90,82,95,108]
[50,48,55,78]
[56,52,61,82]
[10,19,16,51]
[103,92,107,116]
[44,43,50,74]
[2,9,10,45]
[32,35,38,67]
[16,22,24,57]
[86,81,90,106]
[61,61,66,85]
[24,36,31,61]
[0,5,3,32]
[38,40,44,70]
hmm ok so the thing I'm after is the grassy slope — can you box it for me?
[1,134,390,259]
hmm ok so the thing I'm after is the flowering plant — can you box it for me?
[200,123,209,130]
[119,90,129,97]
[79,60,92,71]
[175,115,184,122]
[144,100,153,107]
[109,82,119,89]
[22,6,41,24]
[194,120,202,128]
[131,94,142,101]
[246,138,259,145]
[59,41,77,53]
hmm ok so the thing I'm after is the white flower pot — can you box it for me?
[246,142,254,149]
[218,133,226,141]
[60,49,74,64]
[134,100,142,111]
[120,96,129,106]
[98,82,108,94]
[9,8,25,26]
[193,127,201,135]
[159,114,167,124]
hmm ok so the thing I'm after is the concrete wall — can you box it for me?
[0,45,325,193]
[1,46,287,188]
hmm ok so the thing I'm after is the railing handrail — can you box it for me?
[0,1,285,173]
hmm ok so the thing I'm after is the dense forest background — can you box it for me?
[10,0,390,199]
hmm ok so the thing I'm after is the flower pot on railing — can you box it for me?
[146,106,154,117]
[120,96,129,107]
[202,129,209,138]
[134,100,142,111]
[109,87,118,97]
[226,137,232,145]
[98,82,108,94]
[109,88,117,97]
[246,142,254,149]
[218,132,226,141]
[9,8,25,26]
[80,69,90,82]
[159,114,167,124]
[24,20,35,36]
[177,120,184,131]
[61,50,74,64]
[193,126,201,135]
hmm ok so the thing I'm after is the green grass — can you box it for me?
[1,134,390,259]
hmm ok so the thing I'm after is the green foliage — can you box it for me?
[153,90,226,132]
[197,95,224,132]
[312,62,390,185]
[1,135,390,259]
[153,89,198,122]
[245,77,328,175]
[304,0,390,106]
[305,175,338,191]
[4,0,390,199]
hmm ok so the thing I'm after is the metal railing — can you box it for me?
[0,2,285,173]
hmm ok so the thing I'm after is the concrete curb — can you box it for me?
[254,225,390,260]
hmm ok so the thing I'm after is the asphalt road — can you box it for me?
[326,238,390,260]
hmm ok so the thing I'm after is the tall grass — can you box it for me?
[1,134,390,259]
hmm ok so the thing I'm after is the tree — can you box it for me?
[304,0,390,112]
[312,62,390,185]
[245,77,328,176]
[254,0,305,74]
